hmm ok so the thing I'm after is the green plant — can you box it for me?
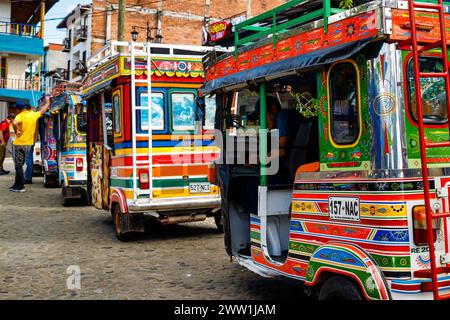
[290,91,318,118]
[339,0,354,9]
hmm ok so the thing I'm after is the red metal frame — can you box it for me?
[407,0,450,300]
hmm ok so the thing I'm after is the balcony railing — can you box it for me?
[75,25,88,41]
[0,21,41,38]
[0,78,41,91]
[63,37,71,52]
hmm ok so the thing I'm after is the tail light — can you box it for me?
[413,206,438,246]
[76,158,83,172]
[139,169,149,190]
[207,164,216,184]
[35,148,41,156]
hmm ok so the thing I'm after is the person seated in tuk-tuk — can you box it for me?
[245,96,303,214]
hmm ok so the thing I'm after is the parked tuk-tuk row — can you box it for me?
[33,0,450,300]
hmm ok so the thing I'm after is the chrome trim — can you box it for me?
[128,196,221,212]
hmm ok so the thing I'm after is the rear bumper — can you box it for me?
[128,196,221,212]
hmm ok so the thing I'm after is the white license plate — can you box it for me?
[328,196,360,222]
[189,182,211,193]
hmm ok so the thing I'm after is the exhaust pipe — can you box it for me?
[160,214,207,225]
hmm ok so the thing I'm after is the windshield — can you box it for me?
[75,104,87,134]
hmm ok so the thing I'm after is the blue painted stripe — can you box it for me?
[61,151,86,156]
[250,215,260,224]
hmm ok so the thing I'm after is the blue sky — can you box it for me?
[44,0,91,45]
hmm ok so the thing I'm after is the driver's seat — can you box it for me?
[288,117,319,181]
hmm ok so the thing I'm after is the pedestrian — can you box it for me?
[0,113,15,175]
[10,98,49,192]
[24,105,38,184]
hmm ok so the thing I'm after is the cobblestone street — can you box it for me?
[0,159,307,300]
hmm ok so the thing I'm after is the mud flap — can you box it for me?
[122,213,145,234]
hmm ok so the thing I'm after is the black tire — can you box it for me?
[43,173,59,188]
[62,197,71,207]
[112,205,131,242]
[318,276,363,300]
[214,211,224,233]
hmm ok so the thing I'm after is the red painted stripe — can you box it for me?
[111,153,219,166]
[293,193,431,201]
[328,161,360,168]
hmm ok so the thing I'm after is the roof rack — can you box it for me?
[87,41,230,72]
[232,0,450,58]
[233,0,345,58]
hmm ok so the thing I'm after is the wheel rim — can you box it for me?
[114,208,121,235]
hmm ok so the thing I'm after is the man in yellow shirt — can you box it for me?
[10,98,50,192]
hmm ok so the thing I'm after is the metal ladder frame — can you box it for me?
[407,0,450,300]
[130,41,153,202]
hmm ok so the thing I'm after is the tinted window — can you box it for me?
[113,93,121,134]
[172,92,195,131]
[204,95,217,130]
[329,62,359,145]
[408,57,447,123]
[140,92,164,131]
[75,104,87,134]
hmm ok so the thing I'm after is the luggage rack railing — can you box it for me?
[232,0,450,59]
[233,0,344,58]
[87,40,226,71]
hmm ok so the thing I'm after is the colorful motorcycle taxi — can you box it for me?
[203,0,450,300]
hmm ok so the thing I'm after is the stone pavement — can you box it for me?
[0,158,307,300]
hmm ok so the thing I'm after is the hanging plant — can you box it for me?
[290,91,318,118]
[339,0,354,9]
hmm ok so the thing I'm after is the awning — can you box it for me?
[202,37,376,93]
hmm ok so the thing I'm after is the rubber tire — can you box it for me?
[62,197,73,207]
[214,211,224,233]
[44,173,59,188]
[112,205,131,242]
[318,276,363,300]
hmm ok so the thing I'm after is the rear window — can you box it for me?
[172,92,196,131]
[139,92,165,131]
[407,57,448,124]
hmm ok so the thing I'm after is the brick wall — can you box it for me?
[91,0,286,54]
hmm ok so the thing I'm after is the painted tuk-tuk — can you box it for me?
[203,0,450,300]
[39,83,88,205]
[82,41,223,241]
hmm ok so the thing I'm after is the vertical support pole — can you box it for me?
[131,42,137,199]
[259,82,267,187]
[39,0,45,92]
[234,28,238,59]
[146,43,153,201]
[118,0,125,42]
[101,92,108,148]
[272,11,277,51]
[40,0,45,38]
[157,0,163,43]
[324,0,330,34]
